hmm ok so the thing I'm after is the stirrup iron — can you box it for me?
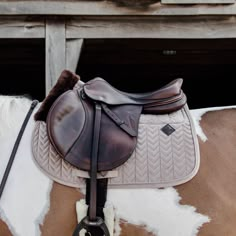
[73,216,110,236]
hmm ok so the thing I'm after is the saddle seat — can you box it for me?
[83,77,186,113]
[47,77,187,172]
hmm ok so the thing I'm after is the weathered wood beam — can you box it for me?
[45,19,66,94]
[67,16,236,39]
[66,39,84,72]
[0,1,236,16]
[162,0,234,3]
[0,17,44,38]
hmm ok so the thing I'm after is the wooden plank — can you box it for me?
[82,38,236,50]
[0,1,236,16]
[0,17,44,38]
[0,1,147,15]
[162,0,234,3]
[45,19,66,94]
[66,39,84,72]
[67,16,236,39]
[80,49,236,65]
[78,38,236,65]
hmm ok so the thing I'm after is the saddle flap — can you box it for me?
[46,90,86,157]
[46,88,140,172]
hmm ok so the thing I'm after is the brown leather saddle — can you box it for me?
[46,76,187,236]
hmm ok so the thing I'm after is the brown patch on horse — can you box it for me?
[177,109,236,236]
[120,221,155,235]
[0,219,12,236]
[40,182,83,236]
[41,182,156,236]
[34,70,80,122]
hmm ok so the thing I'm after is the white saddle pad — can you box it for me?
[32,104,200,189]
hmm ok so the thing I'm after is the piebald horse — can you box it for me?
[0,76,236,236]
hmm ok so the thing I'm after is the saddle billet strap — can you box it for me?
[74,103,110,236]
[89,103,102,220]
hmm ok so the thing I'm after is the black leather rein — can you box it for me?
[0,100,39,199]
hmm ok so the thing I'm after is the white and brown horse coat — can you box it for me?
[42,108,236,236]
[0,74,236,235]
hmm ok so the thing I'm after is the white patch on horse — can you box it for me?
[190,106,236,142]
[0,97,53,236]
[107,188,210,236]
[0,96,32,137]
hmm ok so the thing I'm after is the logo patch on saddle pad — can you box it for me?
[161,124,175,136]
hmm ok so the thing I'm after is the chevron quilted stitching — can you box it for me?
[38,123,50,170]
[120,153,136,184]
[34,122,87,187]
[169,109,184,123]
[108,165,123,185]
[32,105,200,189]
[183,123,196,173]
[160,130,173,181]
[147,125,161,183]
[135,124,148,183]
[172,125,186,178]
[48,145,61,177]
[61,160,72,180]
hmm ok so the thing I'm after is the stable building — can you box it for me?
[0,0,236,108]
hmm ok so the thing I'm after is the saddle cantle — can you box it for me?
[47,77,186,172]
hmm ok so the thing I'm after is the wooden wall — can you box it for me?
[0,1,236,96]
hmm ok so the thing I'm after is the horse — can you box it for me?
[0,83,236,236]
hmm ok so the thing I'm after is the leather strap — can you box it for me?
[89,103,102,220]
[85,179,108,236]
[75,103,110,236]
[0,100,39,199]
[101,103,137,137]
[86,179,108,220]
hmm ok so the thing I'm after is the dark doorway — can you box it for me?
[0,39,45,101]
[77,39,236,109]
